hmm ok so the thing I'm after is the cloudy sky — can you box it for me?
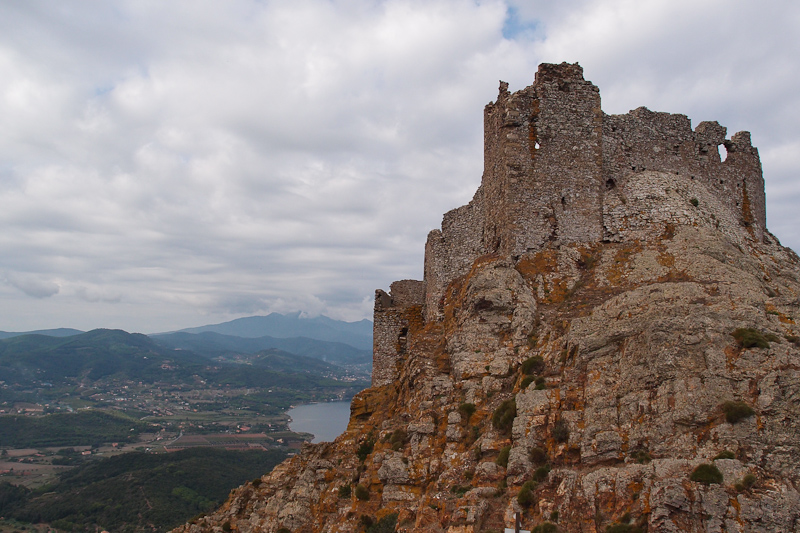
[1,0,798,333]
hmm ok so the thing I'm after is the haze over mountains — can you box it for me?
[0,313,373,369]
[169,312,373,351]
[0,328,84,340]
[0,312,373,398]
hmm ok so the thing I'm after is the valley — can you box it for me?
[0,313,371,532]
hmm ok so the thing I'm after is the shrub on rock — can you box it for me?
[690,463,723,484]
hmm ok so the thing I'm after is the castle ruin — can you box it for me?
[373,62,766,386]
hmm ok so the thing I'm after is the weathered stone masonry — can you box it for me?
[372,280,424,387]
[373,62,766,386]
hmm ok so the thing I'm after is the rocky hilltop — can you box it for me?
[174,63,800,532]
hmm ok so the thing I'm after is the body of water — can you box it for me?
[287,400,351,443]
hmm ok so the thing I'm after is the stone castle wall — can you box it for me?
[423,191,486,322]
[372,280,424,387]
[601,108,765,242]
[373,62,767,382]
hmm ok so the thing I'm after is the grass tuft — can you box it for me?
[732,328,770,349]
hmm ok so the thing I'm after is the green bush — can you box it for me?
[517,480,536,506]
[735,473,757,492]
[533,464,551,482]
[532,522,558,533]
[690,197,699,207]
[552,418,569,443]
[366,513,398,533]
[529,446,547,465]
[458,403,477,421]
[356,438,374,461]
[355,484,370,501]
[521,376,535,389]
[521,355,545,375]
[492,399,516,435]
[276,528,291,533]
[496,446,511,468]
[222,521,232,532]
[535,376,547,390]
[713,450,735,460]
[690,463,723,484]
[338,484,351,498]
[732,328,770,349]
[721,401,755,424]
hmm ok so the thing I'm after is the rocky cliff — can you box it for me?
[174,63,800,533]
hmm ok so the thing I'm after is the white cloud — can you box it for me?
[3,272,60,299]
[0,0,797,332]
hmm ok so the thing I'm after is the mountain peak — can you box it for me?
[170,312,373,351]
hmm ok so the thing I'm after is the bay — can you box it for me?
[287,400,351,443]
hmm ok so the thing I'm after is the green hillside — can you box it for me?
[0,410,149,448]
[0,447,289,532]
[0,329,361,392]
[151,330,371,368]
[0,328,366,429]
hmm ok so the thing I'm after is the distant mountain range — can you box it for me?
[150,331,371,367]
[0,312,373,352]
[0,313,373,388]
[0,328,352,387]
[0,328,84,340]
[168,312,373,351]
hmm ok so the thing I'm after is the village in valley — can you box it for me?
[0,378,316,490]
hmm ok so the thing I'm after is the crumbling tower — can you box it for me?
[373,62,767,387]
[372,280,424,387]
[482,62,604,256]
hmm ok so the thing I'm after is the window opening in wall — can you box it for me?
[718,144,728,162]
[605,179,616,190]
[561,196,566,206]
[398,327,408,353]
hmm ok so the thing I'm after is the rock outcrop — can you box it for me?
[174,63,800,533]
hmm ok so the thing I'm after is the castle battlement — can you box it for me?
[373,62,766,386]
